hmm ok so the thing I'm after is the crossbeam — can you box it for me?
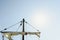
[1,31,40,38]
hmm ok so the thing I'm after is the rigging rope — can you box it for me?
[25,21,39,32]
[2,21,21,31]
[16,23,22,32]
[0,25,6,31]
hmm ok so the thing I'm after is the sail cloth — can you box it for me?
[1,31,41,40]
[1,31,41,38]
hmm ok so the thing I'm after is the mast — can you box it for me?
[1,18,40,40]
[22,18,25,40]
[2,35,4,40]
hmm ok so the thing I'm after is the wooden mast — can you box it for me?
[22,18,25,40]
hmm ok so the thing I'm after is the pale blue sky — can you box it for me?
[0,0,60,40]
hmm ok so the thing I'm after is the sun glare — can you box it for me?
[31,14,47,27]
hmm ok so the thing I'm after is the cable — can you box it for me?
[2,21,21,31]
[0,25,6,31]
[16,23,22,32]
[25,21,39,32]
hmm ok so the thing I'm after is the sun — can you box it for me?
[31,14,47,27]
